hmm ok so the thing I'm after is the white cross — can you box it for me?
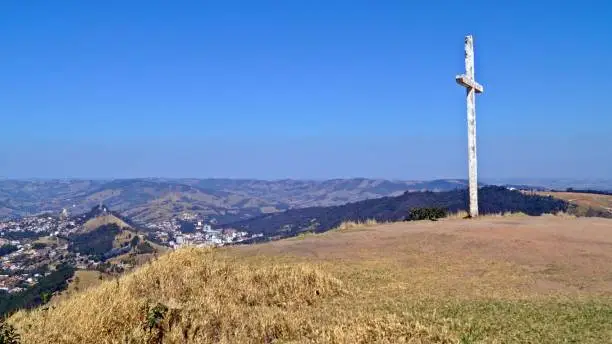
[456,35,484,217]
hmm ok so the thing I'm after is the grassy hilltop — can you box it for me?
[8,216,612,343]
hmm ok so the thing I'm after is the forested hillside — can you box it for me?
[229,186,568,238]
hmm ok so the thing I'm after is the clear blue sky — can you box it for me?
[1,1,611,179]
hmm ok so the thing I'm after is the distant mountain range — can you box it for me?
[0,178,472,222]
[2,178,608,224]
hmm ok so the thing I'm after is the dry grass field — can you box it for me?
[9,216,612,343]
[536,191,612,216]
[83,214,131,232]
[50,270,109,304]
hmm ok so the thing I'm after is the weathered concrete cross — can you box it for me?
[456,35,483,218]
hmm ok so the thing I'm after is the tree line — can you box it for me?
[229,186,569,238]
[562,188,612,196]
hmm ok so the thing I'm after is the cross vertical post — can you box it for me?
[456,35,484,218]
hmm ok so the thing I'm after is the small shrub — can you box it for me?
[0,321,20,344]
[130,236,140,248]
[333,219,379,232]
[145,302,168,331]
[143,302,169,344]
[40,292,52,304]
[136,242,155,254]
[406,207,447,221]
[31,243,47,250]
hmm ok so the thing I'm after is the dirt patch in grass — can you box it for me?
[238,216,612,297]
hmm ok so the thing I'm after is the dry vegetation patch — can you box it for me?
[536,191,612,217]
[10,248,352,343]
[83,214,131,232]
[9,217,612,343]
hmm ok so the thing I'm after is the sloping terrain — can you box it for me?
[9,216,612,343]
[82,214,131,232]
[65,206,165,261]
[0,178,470,222]
[537,191,612,217]
[229,186,568,237]
[0,179,276,222]
[183,178,471,207]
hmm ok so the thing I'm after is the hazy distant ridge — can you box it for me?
[0,178,471,222]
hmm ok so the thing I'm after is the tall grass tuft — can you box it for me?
[333,219,380,232]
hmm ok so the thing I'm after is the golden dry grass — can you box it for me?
[9,216,612,343]
[34,235,68,246]
[113,229,134,248]
[291,220,381,240]
[332,219,380,232]
[11,248,352,343]
[536,191,612,216]
[51,270,108,304]
[83,214,131,232]
[445,210,469,219]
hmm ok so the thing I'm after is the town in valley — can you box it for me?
[0,205,252,295]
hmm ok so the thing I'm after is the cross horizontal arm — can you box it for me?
[455,74,484,93]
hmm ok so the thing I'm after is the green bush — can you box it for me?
[31,243,46,250]
[0,321,20,344]
[136,242,155,254]
[406,207,447,221]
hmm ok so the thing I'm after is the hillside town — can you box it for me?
[0,207,254,294]
[0,211,78,236]
[143,212,251,248]
[0,240,69,294]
